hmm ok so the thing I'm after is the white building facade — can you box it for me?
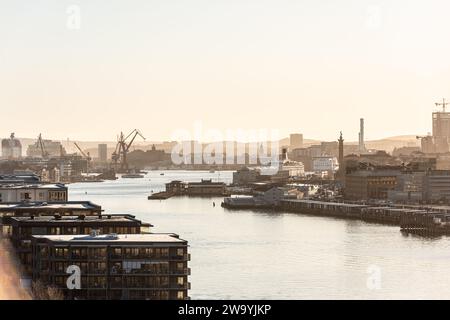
[0,184,68,203]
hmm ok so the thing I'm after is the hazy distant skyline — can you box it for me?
[1,0,450,142]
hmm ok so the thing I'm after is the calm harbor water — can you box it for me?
[69,170,450,299]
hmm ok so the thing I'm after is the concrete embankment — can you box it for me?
[225,199,450,236]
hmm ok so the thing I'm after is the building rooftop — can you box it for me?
[9,214,151,225]
[0,183,66,189]
[346,169,400,177]
[0,201,101,212]
[32,233,186,244]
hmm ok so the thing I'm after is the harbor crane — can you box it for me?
[111,129,146,172]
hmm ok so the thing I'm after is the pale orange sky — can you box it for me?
[1,0,450,142]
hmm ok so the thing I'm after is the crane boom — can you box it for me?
[126,129,146,151]
[73,142,90,160]
[37,134,49,158]
[112,129,145,172]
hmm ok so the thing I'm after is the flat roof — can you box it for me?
[10,214,146,224]
[0,201,101,211]
[33,233,186,244]
[0,183,66,189]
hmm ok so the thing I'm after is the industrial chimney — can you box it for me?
[359,118,366,153]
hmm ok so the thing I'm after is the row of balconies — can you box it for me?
[38,268,191,276]
[46,253,190,261]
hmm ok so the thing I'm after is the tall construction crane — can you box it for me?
[73,142,92,173]
[111,129,146,172]
[37,134,49,159]
[73,142,92,161]
[435,98,449,112]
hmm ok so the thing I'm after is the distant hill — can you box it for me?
[10,134,420,158]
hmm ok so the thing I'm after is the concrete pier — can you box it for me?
[270,199,450,236]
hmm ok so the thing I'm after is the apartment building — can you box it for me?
[10,214,151,274]
[31,233,190,300]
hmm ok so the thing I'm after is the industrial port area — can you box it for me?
[2,102,450,301]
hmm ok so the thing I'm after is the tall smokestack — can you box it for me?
[359,118,365,153]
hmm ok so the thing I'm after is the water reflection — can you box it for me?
[69,171,450,299]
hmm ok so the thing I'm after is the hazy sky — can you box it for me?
[1,0,450,142]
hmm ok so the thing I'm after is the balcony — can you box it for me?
[170,253,191,261]
[170,268,190,275]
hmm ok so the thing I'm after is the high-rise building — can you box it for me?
[432,107,450,153]
[98,144,108,162]
[289,133,303,150]
[1,133,22,159]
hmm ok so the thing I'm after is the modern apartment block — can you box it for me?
[31,233,190,300]
[0,201,103,239]
[0,201,102,220]
[10,214,152,274]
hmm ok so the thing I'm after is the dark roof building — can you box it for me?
[31,233,190,300]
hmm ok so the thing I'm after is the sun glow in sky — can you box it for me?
[1,0,450,142]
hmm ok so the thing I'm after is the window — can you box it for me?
[112,248,122,258]
[54,247,68,258]
[177,277,184,285]
[177,291,184,299]
[50,227,61,235]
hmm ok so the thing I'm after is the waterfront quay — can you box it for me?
[278,199,450,236]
